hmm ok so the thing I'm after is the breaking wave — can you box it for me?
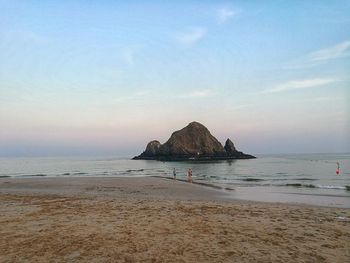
[285,183,347,190]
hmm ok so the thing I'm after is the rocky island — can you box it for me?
[133,121,256,161]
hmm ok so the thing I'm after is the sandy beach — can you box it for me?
[0,177,349,263]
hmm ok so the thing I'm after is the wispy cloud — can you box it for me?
[114,90,151,102]
[3,30,49,44]
[180,89,216,98]
[308,40,350,62]
[123,49,135,66]
[175,27,207,46]
[134,90,150,96]
[217,7,237,24]
[305,96,341,102]
[287,40,350,69]
[121,45,145,66]
[262,78,337,93]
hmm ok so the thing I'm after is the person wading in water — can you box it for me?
[187,168,193,183]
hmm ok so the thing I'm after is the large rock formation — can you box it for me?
[133,122,255,161]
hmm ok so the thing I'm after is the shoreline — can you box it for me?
[1,176,349,208]
[0,176,229,202]
[1,177,349,262]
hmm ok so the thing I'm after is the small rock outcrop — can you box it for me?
[224,139,237,155]
[133,121,255,161]
[143,140,161,156]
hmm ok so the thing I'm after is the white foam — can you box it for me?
[316,185,346,190]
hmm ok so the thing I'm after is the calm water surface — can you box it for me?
[1,153,349,207]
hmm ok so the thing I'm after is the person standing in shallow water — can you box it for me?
[336,162,340,175]
[173,168,176,180]
[187,168,193,183]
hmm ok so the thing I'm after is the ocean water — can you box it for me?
[1,153,349,207]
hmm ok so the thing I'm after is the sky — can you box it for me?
[0,0,349,157]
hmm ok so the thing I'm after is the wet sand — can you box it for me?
[0,177,349,262]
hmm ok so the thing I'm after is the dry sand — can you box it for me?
[0,177,349,263]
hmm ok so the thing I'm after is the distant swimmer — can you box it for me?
[336,162,340,175]
[187,168,193,183]
[173,168,176,180]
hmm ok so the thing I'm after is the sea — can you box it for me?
[0,153,349,208]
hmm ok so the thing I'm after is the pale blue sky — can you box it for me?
[0,0,349,156]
